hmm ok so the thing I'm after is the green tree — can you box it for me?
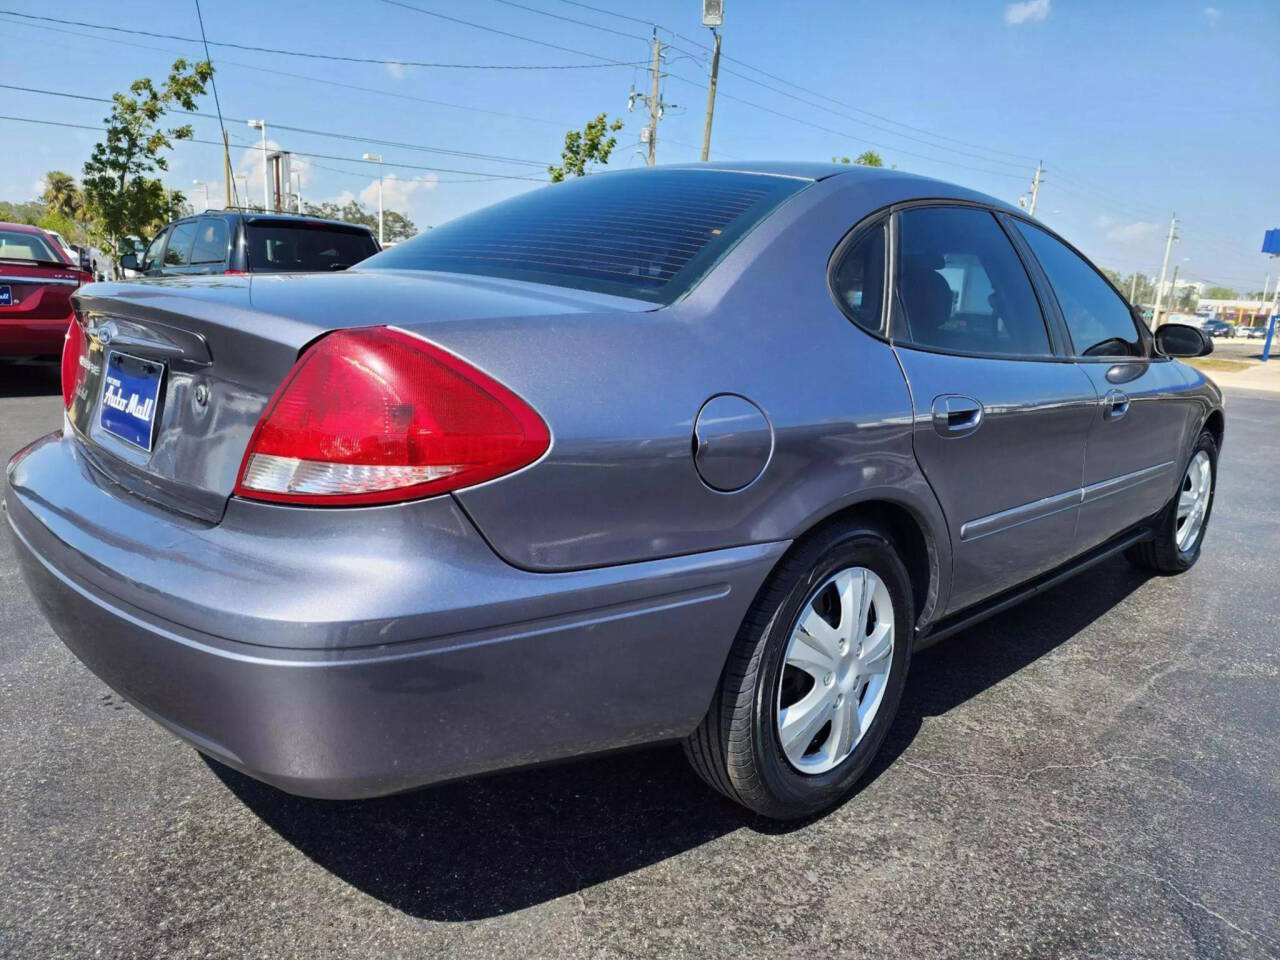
[832,151,885,167]
[1202,285,1238,300]
[548,114,625,182]
[303,199,418,242]
[81,58,213,253]
[42,171,84,221]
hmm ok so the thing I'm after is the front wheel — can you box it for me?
[683,522,912,819]
[1126,428,1218,574]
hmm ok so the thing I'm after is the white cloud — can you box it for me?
[359,173,437,213]
[1203,6,1222,25]
[1004,0,1050,25]
[1105,220,1163,245]
[385,60,407,80]
[31,178,47,198]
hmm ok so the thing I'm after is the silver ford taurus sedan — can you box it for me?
[5,163,1223,819]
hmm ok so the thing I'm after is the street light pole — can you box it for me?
[192,179,210,210]
[363,153,384,245]
[247,120,268,211]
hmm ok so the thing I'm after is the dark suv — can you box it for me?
[119,211,379,278]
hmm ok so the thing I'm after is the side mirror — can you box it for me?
[118,253,139,271]
[1154,322,1212,358]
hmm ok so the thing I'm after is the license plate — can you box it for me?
[0,285,11,307]
[99,351,164,451]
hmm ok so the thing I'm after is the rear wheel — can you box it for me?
[684,522,912,819]
[1125,429,1217,574]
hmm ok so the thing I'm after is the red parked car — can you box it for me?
[0,222,93,358]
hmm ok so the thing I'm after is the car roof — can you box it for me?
[606,162,1018,212]
[0,221,53,235]
[181,210,374,231]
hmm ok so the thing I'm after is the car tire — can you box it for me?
[1125,428,1218,574]
[683,521,913,820]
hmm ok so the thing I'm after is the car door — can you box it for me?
[1008,217,1199,551]
[889,204,1098,614]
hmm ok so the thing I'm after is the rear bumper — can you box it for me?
[0,313,69,355]
[5,431,785,798]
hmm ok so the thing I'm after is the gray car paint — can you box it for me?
[4,162,1223,799]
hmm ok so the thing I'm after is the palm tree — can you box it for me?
[42,171,84,220]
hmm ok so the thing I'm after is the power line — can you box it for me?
[482,0,648,43]
[0,14,579,132]
[0,113,551,182]
[0,83,554,168]
[375,0,636,64]
[0,8,641,69]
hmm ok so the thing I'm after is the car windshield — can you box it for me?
[0,228,63,263]
[360,169,809,304]
[245,221,378,273]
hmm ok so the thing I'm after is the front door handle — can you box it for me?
[1103,389,1130,420]
[931,395,984,437]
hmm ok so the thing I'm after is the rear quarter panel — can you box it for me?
[442,173,957,622]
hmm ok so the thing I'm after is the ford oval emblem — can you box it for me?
[96,320,117,345]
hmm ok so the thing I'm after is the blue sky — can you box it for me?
[1,0,1276,291]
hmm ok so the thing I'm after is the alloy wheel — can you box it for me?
[776,566,895,775]
[1175,450,1212,552]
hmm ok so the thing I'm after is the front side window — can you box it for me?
[190,218,229,265]
[896,207,1050,357]
[142,230,168,271]
[1012,220,1143,358]
[164,222,197,267]
[831,222,886,333]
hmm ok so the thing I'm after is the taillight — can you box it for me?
[60,318,87,409]
[234,327,550,506]
[225,269,247,275]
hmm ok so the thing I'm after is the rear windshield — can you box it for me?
[360,169,808,303]
[246,222,378,273]
[0,228,63,263]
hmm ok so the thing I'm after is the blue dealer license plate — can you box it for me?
[99,352,164,451]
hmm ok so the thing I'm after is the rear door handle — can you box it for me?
[931,395,984,437]
[1103,389,1130,420]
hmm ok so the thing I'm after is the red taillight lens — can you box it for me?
[60,318,87,409]
[234,327,550,506]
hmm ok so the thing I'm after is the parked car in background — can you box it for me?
[6,164,1225,820]
[0,221,92,358]
[118,211,379,278]
[1241,324,1269,339]
[1202,319,1235,338]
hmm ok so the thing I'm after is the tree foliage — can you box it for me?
[549,114,625,182]
[1202,285,1239,300]
[42,171,84,221]
[304,199,418,242]
[833,151,885,167]
[81,58,213,251]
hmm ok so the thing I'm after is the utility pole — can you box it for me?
[1129,273,1138,304]
[223,130,233,208]
[647,30,662,166]
[700,29,722,162]
[1151,213,1178,328]
[628,30,676,167]
[1168,264,1180,312]
[1027,161,1044,216]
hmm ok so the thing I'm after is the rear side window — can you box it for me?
[896,207,1050,357]
[190,219,229,265]
[246,223,377,273]
[831,222,886,333]
[362,169,808,303]
[1012,220,1143,358]
[165,222,197,267]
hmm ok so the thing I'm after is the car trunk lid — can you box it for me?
[67,270,648,522]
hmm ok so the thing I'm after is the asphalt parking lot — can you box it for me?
[2,360,1277,959]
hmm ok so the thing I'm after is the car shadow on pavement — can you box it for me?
[210,556,1151,921]
[0,360,61,398]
